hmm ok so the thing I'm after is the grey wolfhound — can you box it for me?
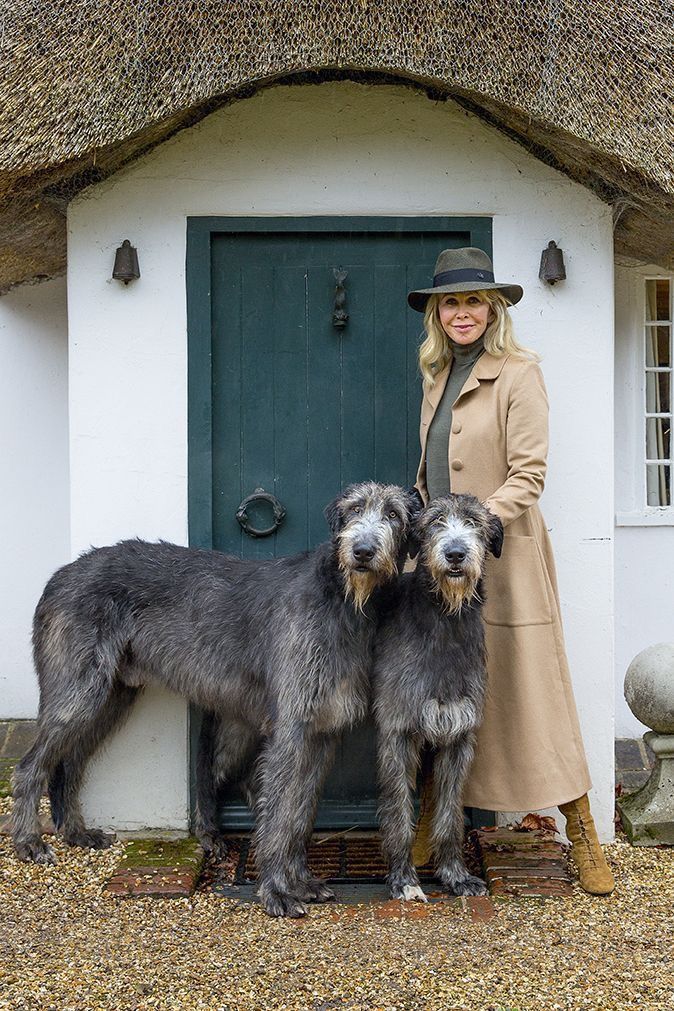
[373,494,503,902]
[11,482,418,918]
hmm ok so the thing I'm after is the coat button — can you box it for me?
[451,459,463,471]
[452,422,462,434]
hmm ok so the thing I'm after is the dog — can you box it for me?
[373,494,503,901]
[11,481,418,918]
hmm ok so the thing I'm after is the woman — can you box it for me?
[407,247,614,895]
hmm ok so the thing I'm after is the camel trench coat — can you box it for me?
[415,351,592,811]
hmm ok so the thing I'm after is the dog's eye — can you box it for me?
[353,506,362,514]
[388,510,399,520]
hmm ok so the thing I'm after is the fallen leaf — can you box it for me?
[512,813,558,834]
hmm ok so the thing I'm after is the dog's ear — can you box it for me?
[402,488,425,559]
[406,527,421,560]
[406,487,425,520]
[323,496,344,535]
[486,510,504,558]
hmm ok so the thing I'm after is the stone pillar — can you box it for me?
[617,643,674,845]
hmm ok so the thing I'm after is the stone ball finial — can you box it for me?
[624,643,674,734]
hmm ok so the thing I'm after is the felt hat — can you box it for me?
[407,247,523,312]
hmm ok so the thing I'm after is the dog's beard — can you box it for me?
[342,569,379,613]
[432,573,481,615]
[425,540,484,615]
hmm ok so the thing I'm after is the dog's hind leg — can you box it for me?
[11,673,121,863]
[47,679,138,829]
[194,713,260,860]
[11,722,67,864]
[255,727,336,917]
[432,735,487,896]
[377,732,426,901]
[48,683,138,830]
[50,683,140,850]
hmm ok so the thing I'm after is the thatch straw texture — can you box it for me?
[0,0,672,290]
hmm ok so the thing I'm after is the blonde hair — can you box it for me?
[418,290,539,385]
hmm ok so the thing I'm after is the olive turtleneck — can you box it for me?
[425,336,485,500]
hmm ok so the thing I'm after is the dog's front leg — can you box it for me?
[432,734,487,896]
[377,731,426,901]
[255,724,336,917]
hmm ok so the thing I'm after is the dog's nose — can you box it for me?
[353,543,376,562]
[444,548,466,564]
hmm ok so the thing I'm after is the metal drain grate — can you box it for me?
[211,835,439,886]
[203,832,485,902]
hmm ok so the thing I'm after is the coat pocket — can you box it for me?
[482,534,553,627]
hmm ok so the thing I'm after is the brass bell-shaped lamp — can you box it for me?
[112,240,140,284]
[539,240,566,284]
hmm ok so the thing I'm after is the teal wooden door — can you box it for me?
[188,217,492,828]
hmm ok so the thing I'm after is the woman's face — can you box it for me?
[438,291,492,346]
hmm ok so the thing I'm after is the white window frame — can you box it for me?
[616,265,674,526]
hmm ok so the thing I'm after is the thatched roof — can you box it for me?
[1,1,672,292]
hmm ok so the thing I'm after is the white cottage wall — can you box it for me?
[0,276,69,716]
[68,82,615,837]
[614,262,674,738]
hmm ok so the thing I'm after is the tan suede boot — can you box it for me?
[559,794,615,895]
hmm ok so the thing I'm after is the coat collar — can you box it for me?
[425,351,509,411]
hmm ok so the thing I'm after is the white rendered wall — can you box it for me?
[614,262,674,738]
[69,81,615,837]
[0,277,69,716]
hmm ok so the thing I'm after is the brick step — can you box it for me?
[473,828,574,897]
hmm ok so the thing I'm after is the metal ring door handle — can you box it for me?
[236,488,286,538]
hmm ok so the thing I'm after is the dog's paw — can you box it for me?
[401,884,428,902]
[14,837,57,865]
[196,831,229,862]
[444,873,487,897]
[390,882,428,902]
[63,828,115,850]
[296,877,336,904]
[258,888,309,918]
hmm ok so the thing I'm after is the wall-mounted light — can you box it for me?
[539,240,566,285]
[112,240,140,284]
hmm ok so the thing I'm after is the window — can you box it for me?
[616,268,674,527]
[644,278,672,507]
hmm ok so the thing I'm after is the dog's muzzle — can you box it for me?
[443,544,468,578]
[441,541,471,578]
[351,540,378,571]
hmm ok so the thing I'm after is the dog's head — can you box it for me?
[413,495,503,614]
[324,482,422,610]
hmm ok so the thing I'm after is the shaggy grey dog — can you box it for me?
[11,482,418,918]
[373,494,503,902]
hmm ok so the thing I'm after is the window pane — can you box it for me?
[646,464,670,506]
[646,279,671,322]
[645,370,670,414]
[646,417,671,461]
[645,325,671,367]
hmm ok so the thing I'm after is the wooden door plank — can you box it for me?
[307,264,342,545]
[374,263,409,486]
[273,265,309,554]
[406,263,431,487]
[240,265,277,560]
[186,222,215,550]
[340,263,375,487]
[211,249,243,555]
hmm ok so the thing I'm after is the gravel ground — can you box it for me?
[1,798,672,1011]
